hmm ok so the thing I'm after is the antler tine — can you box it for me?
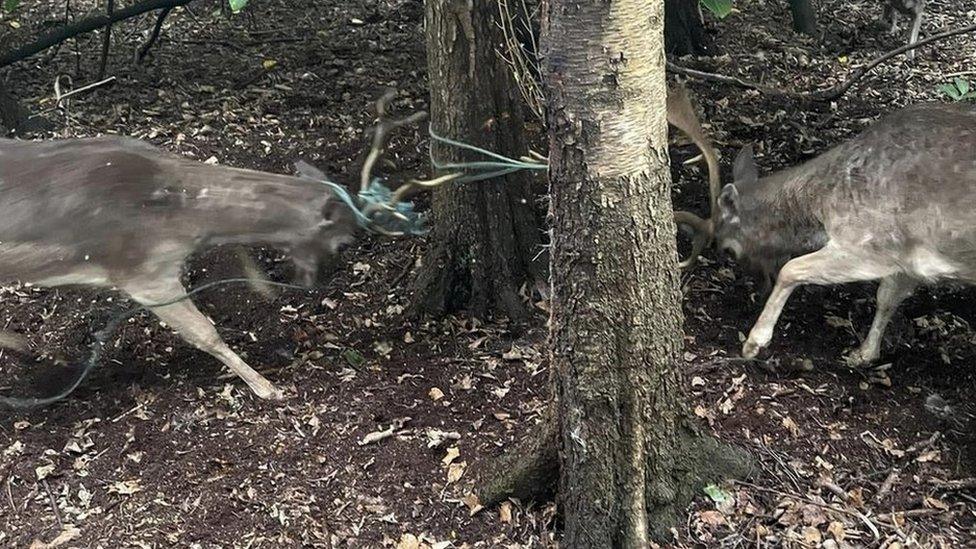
[673,211,713,269]
[667,82,721,269]
[360,89,429,192]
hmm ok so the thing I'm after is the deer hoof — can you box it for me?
[742,339,762,359]
[250,380,287,401]
[844,348,877,369]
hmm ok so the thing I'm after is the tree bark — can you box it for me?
[545,0,749,544]
[665,0,714,56]
[789,0,818,36]
[412,0,546,320]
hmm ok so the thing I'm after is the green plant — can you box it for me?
[229,0,248,13]
[937,78,976,102]
[701,0,733,19]
[1,0,20,15]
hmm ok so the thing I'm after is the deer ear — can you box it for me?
[294,160,329,181]
[718,183,740,222]
[732,144,758,186]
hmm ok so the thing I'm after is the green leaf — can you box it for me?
[955,78,970,96]
[228,0,248,13]
[2,0,19,12]
[342,348,365,367]
[700,0,733,19]
[937,83,962,101]
[703,484,732,504]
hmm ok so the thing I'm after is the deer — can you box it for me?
[882,0,925,61]
[0,91,427,402]
[667,86,976,367]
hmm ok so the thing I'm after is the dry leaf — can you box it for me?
[699,510,726,527]
[916,449,941,463]
[447,461,466,484]
[429,387,445,401]
[28,525,81,549]
[109,480,142,495]
[691,376,706,387]
[462,492,484,516]
[802,526,822,544]
[359,427,395,445]
[442,447,460,467]
[499,501,513,523]
[782,416,801,437]
[827,521,846,541]
[35,464,55,480]
[923,496,949,510]
[396,533,421,549]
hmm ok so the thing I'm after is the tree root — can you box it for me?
[477,415,753,540]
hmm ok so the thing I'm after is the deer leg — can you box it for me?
[742,246,896,359]
[846,274,918,367]
[905,3,924,61]
[122,278,285,400]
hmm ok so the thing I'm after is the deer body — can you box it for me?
[713,103,976,362]
[0,135,356,400]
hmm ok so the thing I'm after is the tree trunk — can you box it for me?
[665,0,714,56]
[412,0,546,320]
[545,0,748,544]
[789,0,818,36]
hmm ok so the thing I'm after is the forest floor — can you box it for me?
[0,0,974,547]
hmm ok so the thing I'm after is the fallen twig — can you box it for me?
[669,21,976,103]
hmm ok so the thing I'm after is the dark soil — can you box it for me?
[0,0,973,547]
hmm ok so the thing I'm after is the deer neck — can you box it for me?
[168,161,335,247]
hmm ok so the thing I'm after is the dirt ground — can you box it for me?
[0,0,974,547]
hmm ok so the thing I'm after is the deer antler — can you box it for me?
[667,82,721,269]
[360,89,430,193]
[358,90,462,231]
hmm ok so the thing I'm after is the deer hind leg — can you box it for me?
[742,245,897,359]
[121,277,284,400]
[846,274,918,367]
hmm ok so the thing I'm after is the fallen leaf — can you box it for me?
[429,387,445,401]
[782,416,801,437]
[802,526,822,544]
[499,501,513,523]
[442,447,460,467]
[35,464,55,480]
[462,492,484,516]
[827,521,846,541]
[109,480,142,495]
[923,496,949,511]
[447,461,466,484]
[699,509,726,527]
[691,376,706,387]
[28,525,80,549]
[916,450,941,463]
[396,533,421,549]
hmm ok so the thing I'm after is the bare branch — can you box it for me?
[668,21,976,103]
[0,0,196,69]
[137,7,174,63]
[359,89,427,192]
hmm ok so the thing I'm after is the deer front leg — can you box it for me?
[742,246,896,359]
[846,274,917,367]
[122,278,285,400]
[905,2,925,61]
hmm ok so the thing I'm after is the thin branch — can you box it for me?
[668,21,976,103]
[136,7,173,63]
[97,0,115,78]
[0,0,196,69]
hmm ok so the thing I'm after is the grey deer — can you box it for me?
[670,92,976,365]
[0,93,423,401]
[883,0,925,61]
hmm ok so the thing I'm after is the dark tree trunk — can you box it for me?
[412,0,546,320]
[0,83,48,136]
[478,0,750,544]
[789,0,818,35]
[665,0,714,56]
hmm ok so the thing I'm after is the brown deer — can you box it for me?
[669,90,976,366]
[0,92,424,401]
